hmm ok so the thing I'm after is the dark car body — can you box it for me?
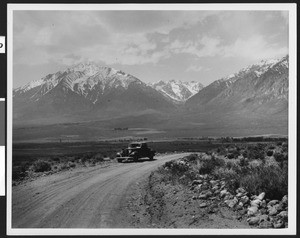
[116,142,156,162]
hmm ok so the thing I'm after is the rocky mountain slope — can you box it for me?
[13,63,175,124]
[186,56,288,115]
[150,80,203,103]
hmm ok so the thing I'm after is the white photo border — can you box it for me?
[7,3,297,236]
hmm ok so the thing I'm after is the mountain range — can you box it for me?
[186,56,288,114]
[13,63,175,124]
[13,55,289,137]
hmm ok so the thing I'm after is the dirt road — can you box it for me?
[12,153,190,228]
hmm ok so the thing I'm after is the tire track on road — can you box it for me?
[12,153,189,228]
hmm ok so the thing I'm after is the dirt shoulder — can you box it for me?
[117,170,250,228]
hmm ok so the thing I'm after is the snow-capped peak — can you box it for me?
[14,71,64,93]
[150,79,204,103]
[14,78,44,93]
[13,62,144,104]
[238,56,288,77]
[221,55,288,81]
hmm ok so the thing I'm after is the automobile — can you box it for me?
[116,142,156,163]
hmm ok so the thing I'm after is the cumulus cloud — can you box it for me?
[13,11,222,67]
[13,10,289,87]
[166,33,287,63]
[165,36,221,59]
[34,28,53,46]
[222,35,288,60]
[186,65,203,72]
[96,11,213,35]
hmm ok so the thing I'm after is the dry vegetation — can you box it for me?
[12,139,219,183]
[12,152,114,184]
[144,141,288,228]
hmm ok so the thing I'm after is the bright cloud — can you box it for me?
[34,28,53,46]
[186,65,203,72]
[166,36,221,58]
[13,10,289,87]
[223,35,288,60]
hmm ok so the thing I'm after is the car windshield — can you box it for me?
[129,143,141,148]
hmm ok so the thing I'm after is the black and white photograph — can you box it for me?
[6,3,297,236]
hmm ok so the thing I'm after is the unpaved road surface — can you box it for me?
[12,153,189,228]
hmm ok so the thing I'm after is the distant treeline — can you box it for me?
[226,136,288,142]
[180,136,288,143]
[114,127,129,131]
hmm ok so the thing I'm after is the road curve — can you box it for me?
[12,153,190,228]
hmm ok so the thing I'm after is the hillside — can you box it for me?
[186,56,288,115]
[13,63,175,125]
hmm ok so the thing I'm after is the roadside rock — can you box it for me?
[205,191,213,198]
[224,194,234,200]
[274,203,284,213]
[247,216,260,225]
[236,192,244,198]
[192,180,203,186]
[212,185,219,191]
[199,194,208,199]
[259,221,273,228]
[225,197,238,208]
[220,189,228,198]
[268,200,279,206]
[162,156,288,229]
[247,206,258,216]
[268,206,278,216]
[259,214,269,222]
[238,208,248,216]
[235,204,243,210]
[260,200,267,208]
[260,208,267,215]
[210,180,218,186]
[281,195,288,206]
[257,192,266,201]
[274,219,285,228]
[277,211,288,220]
[199,174,208,180]
[193,184,202,191]
[236,187,246,194]
[240,196,249,205]
[251,199,261,207]
[201,183,210,190]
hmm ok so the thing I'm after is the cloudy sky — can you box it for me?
[13,10,288,88]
